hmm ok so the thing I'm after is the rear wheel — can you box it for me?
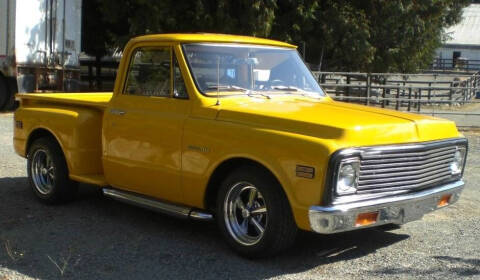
[27,137,78,204]
[216,166,297,258]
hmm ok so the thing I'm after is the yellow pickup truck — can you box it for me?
[13,34,468,257]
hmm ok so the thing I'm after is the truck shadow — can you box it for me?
[369,256,480,277]
[0,176,409,279]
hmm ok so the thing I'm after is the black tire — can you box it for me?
[216,165,297,258]
[27,137,78,204]
[0,75,9,111]
[5,77,18,111]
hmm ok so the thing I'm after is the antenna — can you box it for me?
[216,56,220,106]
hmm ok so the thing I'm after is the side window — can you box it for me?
[173,54,188,99]
[124,47,171,97]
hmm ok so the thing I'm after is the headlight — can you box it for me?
[450,146,466,175]
[336,159,360,195]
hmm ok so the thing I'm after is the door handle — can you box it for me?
[110,108,126,116]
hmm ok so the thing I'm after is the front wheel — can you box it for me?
[216,166,297,258]
[27,137,78,204]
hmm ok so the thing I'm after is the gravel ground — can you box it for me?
[0,112,479,280]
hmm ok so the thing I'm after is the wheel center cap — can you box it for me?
[241,209,250,218]
[41,168,48,175]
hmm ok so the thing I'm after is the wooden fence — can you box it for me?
[313,71,480,113]
[431,58,480,71]
[79,58,119,92]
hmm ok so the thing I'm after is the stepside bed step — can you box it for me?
[70,174,109,186]
[102,188,213,221]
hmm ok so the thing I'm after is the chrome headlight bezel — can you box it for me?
[336,158,360,195]
[450,146,467,176]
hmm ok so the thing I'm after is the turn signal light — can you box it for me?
[438,195,452,207]
[355,211,379,227]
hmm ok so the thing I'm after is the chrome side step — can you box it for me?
[102,188,213,221]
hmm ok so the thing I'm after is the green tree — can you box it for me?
[83,0,470,73]
[275,0,469,72]
[96,0,276,49]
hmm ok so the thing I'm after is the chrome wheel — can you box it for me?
[31,149,55,195]
[224,182,268,246]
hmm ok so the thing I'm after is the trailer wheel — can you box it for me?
[5,78,18,110]
[0,75,9,111]
[27,137,78,204]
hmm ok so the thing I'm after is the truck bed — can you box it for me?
[16,92,113,109]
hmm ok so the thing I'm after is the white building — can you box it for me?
[435,4,480,70]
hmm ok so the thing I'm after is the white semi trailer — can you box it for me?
[0,0,82,110]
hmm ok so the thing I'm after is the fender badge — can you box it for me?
[187,145,210,153]
[296,165,315,179]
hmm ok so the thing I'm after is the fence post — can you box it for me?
[366,74,371,105]
[468,78,470,101]
[382,87,386,108]
[449,82,453,106]
[428,82,432,104]
[418,89,422,112]
[383,76,388,107]
[408,87,412,111]
[469,78,473,100]
[88,64,93,90]
[396,86,400,110]
[346,75,351,101]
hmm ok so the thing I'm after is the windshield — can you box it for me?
[182,43,325,98]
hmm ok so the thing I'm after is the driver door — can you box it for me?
[103,45,190,204]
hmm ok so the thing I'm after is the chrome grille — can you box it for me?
[357,145,456,193]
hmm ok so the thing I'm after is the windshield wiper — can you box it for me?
[271,86,321,98]
[208,85,270,99]
[246,91,271,99]
[272,86,302,92]
[207,85,248,92]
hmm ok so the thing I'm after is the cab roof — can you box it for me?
[130,33,297,48]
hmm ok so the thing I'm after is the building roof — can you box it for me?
[130,33,297,49]
[444,4,480,47]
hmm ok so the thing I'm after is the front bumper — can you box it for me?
[309,180,464,234]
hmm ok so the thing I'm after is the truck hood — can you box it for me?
[215,97,460,148]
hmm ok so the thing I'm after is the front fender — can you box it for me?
[181,117,334,230]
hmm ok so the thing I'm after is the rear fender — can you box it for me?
[15,105,104,176]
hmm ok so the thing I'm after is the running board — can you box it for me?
[102,188,213,221]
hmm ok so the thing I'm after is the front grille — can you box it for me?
[357,144,457,194]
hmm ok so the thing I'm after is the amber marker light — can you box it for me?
[438,194,452,208]
[355,212,379,227]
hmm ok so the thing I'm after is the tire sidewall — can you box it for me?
[216,166,294,257]
[27,138,75,203]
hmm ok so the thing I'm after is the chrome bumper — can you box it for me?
[309,180,464,234]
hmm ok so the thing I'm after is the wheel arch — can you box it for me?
[204,157,292,214]
[26,128,70,171]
